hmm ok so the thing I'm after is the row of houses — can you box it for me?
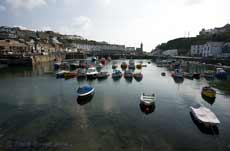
[68,43,125,52]
[190,42,230,58]
[0,39,64,56]
[66,43,143,54]
[0,38,144,56]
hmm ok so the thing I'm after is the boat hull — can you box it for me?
[190,105,220,127]
[77,92,94,105]
[64,72,77,79]
[87,74,98,79]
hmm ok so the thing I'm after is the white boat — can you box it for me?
[86,67,98,79]
[190,104,220,127]
[140,93,156,106]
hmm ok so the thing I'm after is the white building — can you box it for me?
[68,43,125,53]
[202,42,223,57]
[191,42,224,57]
[191,45,204,56]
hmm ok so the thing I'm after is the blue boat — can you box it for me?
[215,68,227,80]
[77,85,95,97]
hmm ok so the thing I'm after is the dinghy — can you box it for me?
[190,104,220,127]
[112,69,122,78]
[86,67,98,79]
[77,85,95,97]
[140,93,156,106]
[124,69,133,78]
[202,86,216,98]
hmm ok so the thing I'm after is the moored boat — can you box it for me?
[215,68,227,80]
[172,69,183,78]
[202,86,216,98]
[76,68,86,78]
[136,64,142,69]
[97,71,109,79]
[133,70,143,81]
[140,93,156,106]
[190,104,220,127]
[86,67,98,79]
[128,60,135,69]
[77,85,95,97]
[96,62,103,71]
[193,72,200,79]
[121,62,128,70]
[112,69,122,79]
[161,72,166,76]
[112,63,118,69]
[100,58,107,65]
[64,71,77,79]
[124,69,133,79]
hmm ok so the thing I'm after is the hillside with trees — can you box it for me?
[155,24,230,55]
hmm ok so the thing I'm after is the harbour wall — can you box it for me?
[31,55,64,64]
[152,55,230,66]
[0,54,65,66]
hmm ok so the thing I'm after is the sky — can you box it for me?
[0,0,230,52]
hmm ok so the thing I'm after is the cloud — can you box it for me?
[5,0,47,11]
[72,16,92,31]
[98,0,111,5]
[57,16,92,37]
[0,5,6,11]
[184,0,204,6]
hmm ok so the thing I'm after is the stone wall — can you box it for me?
[31,55,65,64]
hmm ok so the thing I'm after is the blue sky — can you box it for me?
[0,0,230,51]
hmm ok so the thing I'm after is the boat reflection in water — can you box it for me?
[134,76,143,82]
[173,77,184,84]
[201,94,216,105]
[77,93,94,105]
[190,112,219,135]
[139,103,155,115]
[125,77,133,83]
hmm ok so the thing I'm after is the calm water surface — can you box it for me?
[0,60,230,151]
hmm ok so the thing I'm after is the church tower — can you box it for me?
[140,43,143,52]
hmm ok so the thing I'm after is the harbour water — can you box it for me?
[0,60,230,151]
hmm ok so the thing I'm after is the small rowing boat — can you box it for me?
[140,93,156,106]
